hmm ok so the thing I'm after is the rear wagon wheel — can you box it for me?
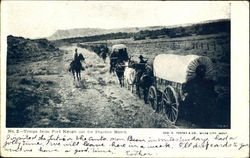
[161,87,179,124]
[147,86,158,111]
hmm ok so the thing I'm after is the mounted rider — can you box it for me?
[136,55,148,79]
[69,48,85,72]
[139,55,147,64]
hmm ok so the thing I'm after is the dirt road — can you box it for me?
[27,45,179,128]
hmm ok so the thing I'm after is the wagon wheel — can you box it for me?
[147,86,158,111]
[161,87,179,124]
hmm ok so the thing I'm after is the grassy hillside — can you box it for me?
[7,35,64,127]
[7,35,60,64]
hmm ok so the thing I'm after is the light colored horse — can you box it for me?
[124,62,136,92]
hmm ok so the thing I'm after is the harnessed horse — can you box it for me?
[114,61,126,87]
[134,62,154,103]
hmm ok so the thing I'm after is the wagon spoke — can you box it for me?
[149,92,154,99]
[168,108,177,122]
[165,93,171,103]
[167,109,174,122]
[171,108,178,118]
[165,105,172,116]
[171,104,178,112]
[170,113,174,122]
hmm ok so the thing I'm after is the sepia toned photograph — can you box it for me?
[5,1,231,129]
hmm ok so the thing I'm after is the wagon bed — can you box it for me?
[148,53,215,124]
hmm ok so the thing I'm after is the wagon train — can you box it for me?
[147,54,216,124]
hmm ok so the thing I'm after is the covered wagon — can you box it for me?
[109,44,129,73]
[110,44,129,62]
[147,54,216,124]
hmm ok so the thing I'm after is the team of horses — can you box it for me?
[110,54,154,103]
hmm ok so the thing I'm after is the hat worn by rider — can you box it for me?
[139,55,144,59]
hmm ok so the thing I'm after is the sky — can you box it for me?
[2,1,230,39]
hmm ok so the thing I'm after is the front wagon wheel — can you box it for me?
[161,87,179,124]
[147,86,158,111]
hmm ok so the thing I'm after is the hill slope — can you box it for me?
[48,19,230,41]
[7,35,60,64]
[47,26,166,40]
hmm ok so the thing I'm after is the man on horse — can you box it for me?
[136,55,148,80]
[69,49,85,81]
[139,55,147,64]
[134,55,153,103]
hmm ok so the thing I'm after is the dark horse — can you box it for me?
[109,52,118,74]
[134,63,154,103]
[100,52,107,63]
[114,61,126,87]
[109,48,128,74]
[100,46,109,63]
[69,53,85,81]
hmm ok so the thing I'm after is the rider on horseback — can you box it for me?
[139,55,147,64]
[69,49,85,81]
[134,55,154,103]
[136,55,148,80]
[70,49,85,71]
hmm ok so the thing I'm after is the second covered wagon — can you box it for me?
[147,53,216,124]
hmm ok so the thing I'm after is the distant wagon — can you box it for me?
[147,54,216,124]
[110,44,129,62]
[109,44,129,73]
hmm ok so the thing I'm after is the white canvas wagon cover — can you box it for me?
[153,54,215,84]
[111,44,127,52]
